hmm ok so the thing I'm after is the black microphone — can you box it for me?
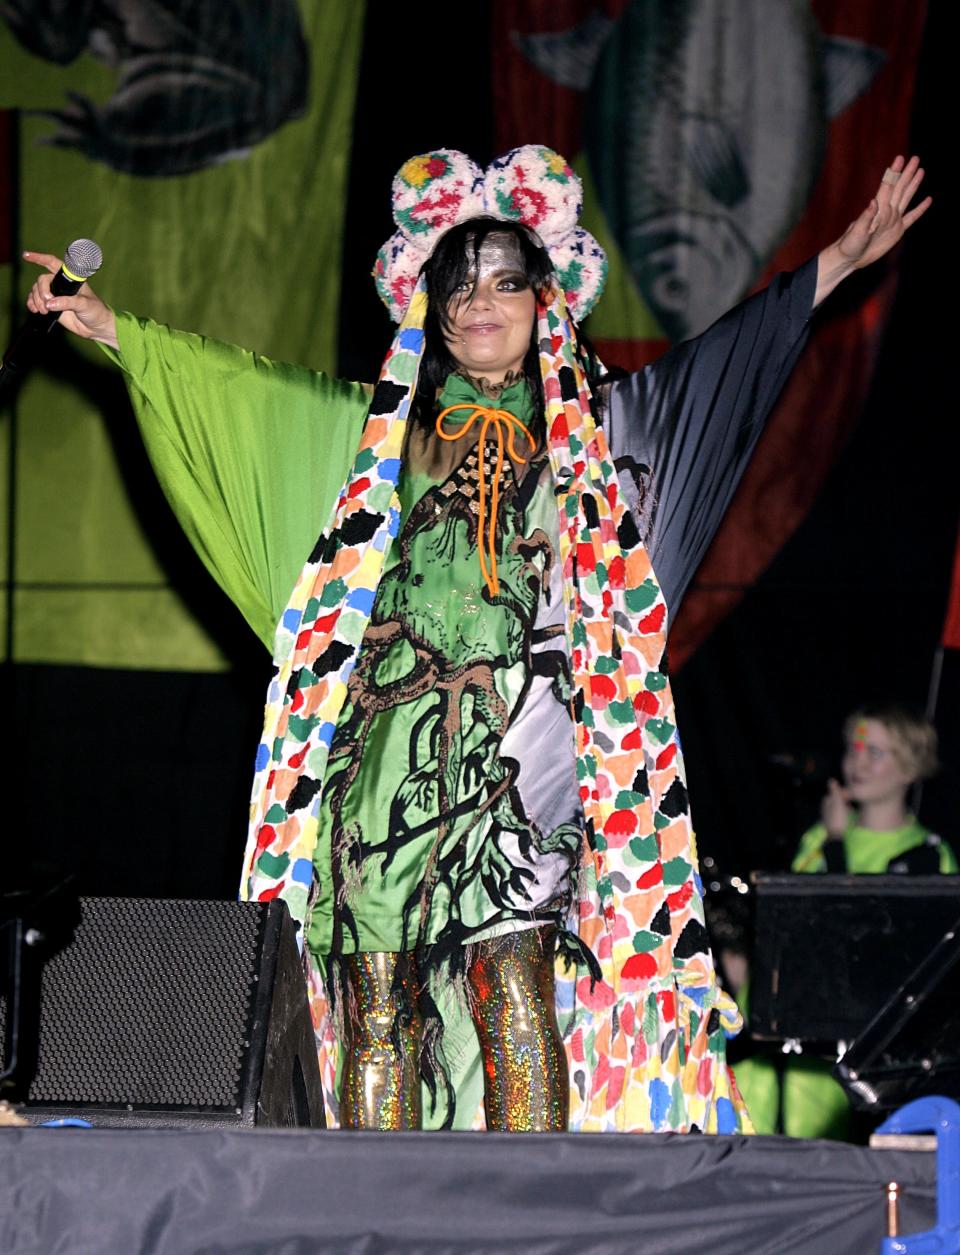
[0,239,104,393]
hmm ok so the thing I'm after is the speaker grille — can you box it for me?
[1,898,265,1109]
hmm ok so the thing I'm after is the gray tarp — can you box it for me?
[0,1127,937,1254]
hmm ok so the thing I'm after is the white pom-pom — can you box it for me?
[483,146,582,244]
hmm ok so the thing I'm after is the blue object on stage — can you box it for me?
[877,1095,960,1255]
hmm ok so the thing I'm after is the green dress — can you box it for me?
[305,371,582,969]
[108,318,582,967]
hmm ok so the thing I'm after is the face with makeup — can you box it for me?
[444,233,538,383]
[841,718,915,806]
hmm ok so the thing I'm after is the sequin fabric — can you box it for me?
[340,952,422,1130]
[467,929,568,1132]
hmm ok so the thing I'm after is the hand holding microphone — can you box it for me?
[0,239,113,401]
[21,240,117,349]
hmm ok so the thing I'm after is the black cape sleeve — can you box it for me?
[604,257,818,612]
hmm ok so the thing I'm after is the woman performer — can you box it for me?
[24,147,929,1134]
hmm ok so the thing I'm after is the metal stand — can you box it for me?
[0,876,80,1098]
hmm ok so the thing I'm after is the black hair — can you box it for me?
[412,216,612,443]
[412,218,549,437]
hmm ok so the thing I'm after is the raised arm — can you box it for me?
[604,259,816,613]
[814,154,931,307]
[604,156,930,613]
[22,250,371,648]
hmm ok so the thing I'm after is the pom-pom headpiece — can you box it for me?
[373,146,607,323]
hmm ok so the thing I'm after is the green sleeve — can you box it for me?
[103,312,371,649]
[791,823,827,873]
[938,840,959,873]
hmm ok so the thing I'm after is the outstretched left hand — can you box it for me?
[837,154,931,269]
[814,155,932,305]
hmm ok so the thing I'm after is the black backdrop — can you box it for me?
[9,5,956,911]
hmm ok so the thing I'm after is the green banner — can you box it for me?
[1,3,364,669]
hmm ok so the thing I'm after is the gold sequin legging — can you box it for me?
[339,927,567,1131]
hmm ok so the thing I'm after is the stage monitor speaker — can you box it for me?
[834,915,960,1110]
[749,873,960,1044]
[0,897,325,1129]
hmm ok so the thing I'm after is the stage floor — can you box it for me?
[0,1126,938,1254]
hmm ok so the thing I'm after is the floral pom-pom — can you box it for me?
[374,145,608,321]
[391,149,484,248]
[484,146,582,244]
[373,232,424,323]
[547,227,608,320]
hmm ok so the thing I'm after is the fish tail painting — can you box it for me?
[513,0,885,340]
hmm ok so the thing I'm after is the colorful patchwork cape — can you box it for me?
[240,276,748,1133]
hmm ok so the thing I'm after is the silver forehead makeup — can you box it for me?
[467,232,527,280]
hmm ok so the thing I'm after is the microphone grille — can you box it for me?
[64,238,104,280]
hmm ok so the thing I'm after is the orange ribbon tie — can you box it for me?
[435,403,534,597]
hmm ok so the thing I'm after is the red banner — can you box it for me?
[942,526,960,651]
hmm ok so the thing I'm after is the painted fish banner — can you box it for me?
[0,3,365,670]
[1,0,309,178]
[492,0,927,666]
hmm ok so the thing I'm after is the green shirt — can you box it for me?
[792,817,957,874]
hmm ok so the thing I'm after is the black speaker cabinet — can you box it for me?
[749,873,960,1044]
[0,897,325,1128]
